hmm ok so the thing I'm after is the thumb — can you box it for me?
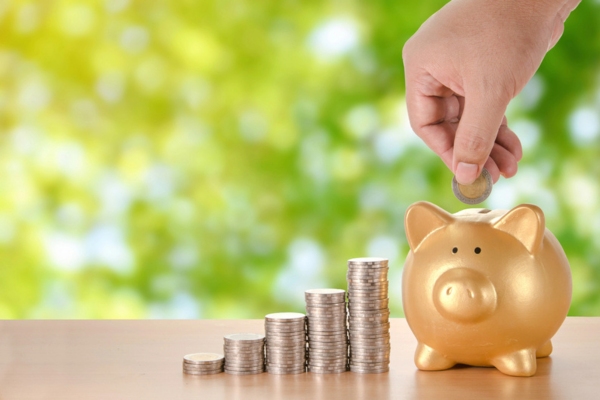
[453,94,508,185]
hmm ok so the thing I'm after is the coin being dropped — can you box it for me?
[452,167,493,205]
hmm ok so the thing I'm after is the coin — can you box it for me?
[224,333,265,342]
[225,369,265,375]
[452,167,493,204]
[308,365,348,374]
[267,366,306,374]
[266,312,306,321]
[183,365,223,372]
[347,257,389,266]
[183,369,223,375]
[183,353,224,364]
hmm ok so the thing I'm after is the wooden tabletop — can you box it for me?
[0,317,598,399]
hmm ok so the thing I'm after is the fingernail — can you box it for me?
[456,162,479,185]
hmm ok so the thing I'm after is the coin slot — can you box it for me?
[452,247,458,254]
[474,247,481,254]
[478,209,491,214]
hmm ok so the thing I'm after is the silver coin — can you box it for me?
[306,304,346,311]
[349,366,389,374]
[348,309,390,316]
[266,359,306,365]
[224,363,265,370]
[307,317,347,324]
[224,341,265,347]
[308,347,348,354]
[265,318,306,325]
[350,343,391,351]
[348,257,388,265]
[305,288,346,295]
[265,312,306,321]
[267,366,306,373]
[348,315,389,322]
[266,361,306,368]
[346,270,389,277]
[183,364,224,372]
[183,369,223,375]
[266,347,306,354]
[265,326,305,333]
[308,339,348,346]
[349,359,389,367]
[306,313,346,320]
[265,334,305,341]
[307,322,346,330]
[348,281,389,289]
[348,331,390,338]
[223,350,264,357]
[348,320,390,329]
[308,361,348,369]
[348,298,389,307]
[349,321,390,329]
[307,365,348,373]
[350,357,390,365]
[225,369,264,375]
[307,334,347,341]
[308,354,348,361]
[348,280,389,288]
[223,359,264,365]
[183,353,224,364]
[223,347,264,354]
[452,167,493,204]
[224,333,265,342]
[265,328,306,334]
[346,276,388,283]
[266,338,306,344]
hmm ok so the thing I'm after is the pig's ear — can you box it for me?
[405,201,453,251]
[492,204,545,253]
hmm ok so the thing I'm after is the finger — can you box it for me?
[495,117,523,162]
[452,93,509,185]
[483,157,500,184]
[489,142,519,179]
[405,88,456,165]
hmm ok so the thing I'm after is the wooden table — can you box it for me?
[0,318,598,399]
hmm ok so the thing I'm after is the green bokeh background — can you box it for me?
[1,0,599,319]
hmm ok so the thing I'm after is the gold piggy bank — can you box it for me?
[402,201,572,377]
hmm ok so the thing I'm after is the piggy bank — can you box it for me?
[402,201,572,377]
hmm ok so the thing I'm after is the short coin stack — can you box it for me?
[223,333,265,375]
[182,353,224,375]
[265,312,307,374]
[305,288,348,374]
[347,257,391,373]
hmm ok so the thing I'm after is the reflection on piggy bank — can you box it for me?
[402,201,572,377]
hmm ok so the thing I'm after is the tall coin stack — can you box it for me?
[265,312,307,374]
[223,333,265,375]
[305,288,348,374]
[346,257,391,373]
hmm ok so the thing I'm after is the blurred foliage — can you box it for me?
[0,0,599,319]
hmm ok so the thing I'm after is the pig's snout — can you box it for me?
[433,268,497,323]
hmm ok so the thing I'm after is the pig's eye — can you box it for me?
[452,247,458,254]
[474,247,481,254]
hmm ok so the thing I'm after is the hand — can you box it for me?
[403,0,580,184]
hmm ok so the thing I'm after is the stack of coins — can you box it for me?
[305,288,348,374]
[223,333,265,375]
[182,353,224,375]
[347,257,391,373]
[265,312,307,374]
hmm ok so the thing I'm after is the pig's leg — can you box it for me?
[414,342,456,370]
[491,348,537,377]
[536,340,552,358]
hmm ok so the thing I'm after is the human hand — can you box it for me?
[403,0,580,184]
